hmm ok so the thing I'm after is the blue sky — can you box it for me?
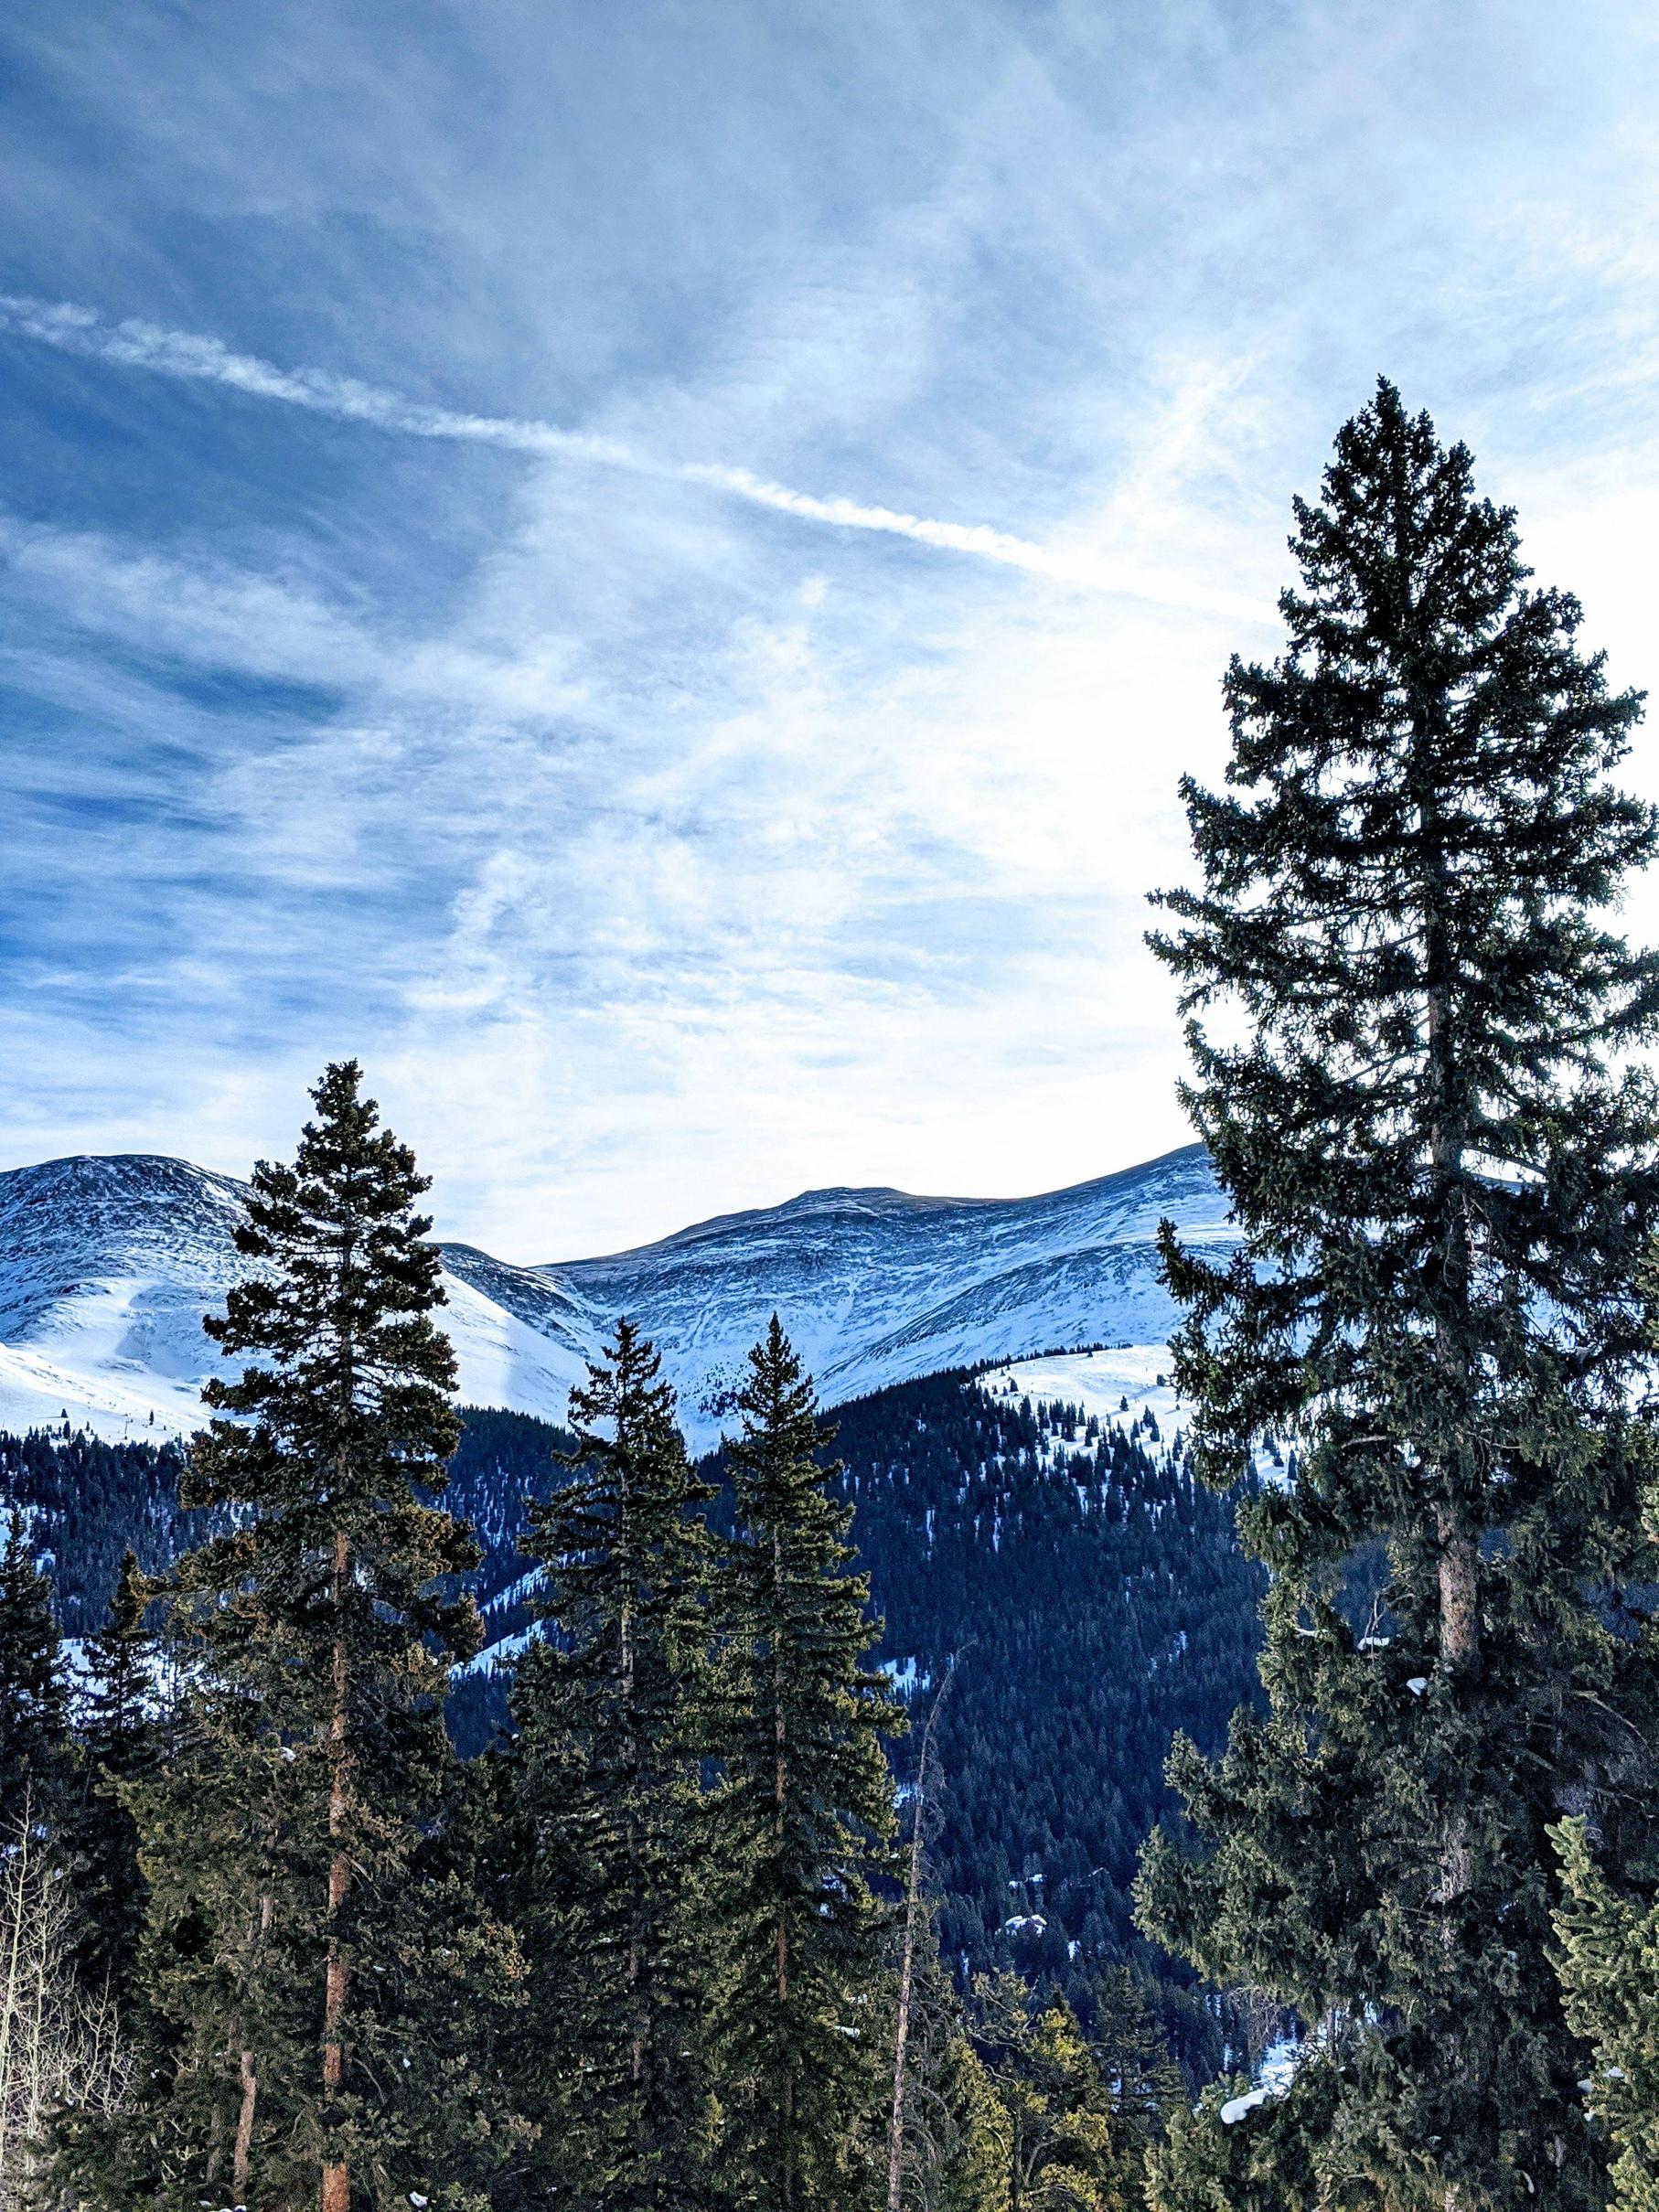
[3,0,1657,1255]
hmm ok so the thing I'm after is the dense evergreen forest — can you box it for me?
[442,1375,1264,2070]
[814,1374,1261,2069]
[0,1427,195,1630]
[3,1369,1264,2079]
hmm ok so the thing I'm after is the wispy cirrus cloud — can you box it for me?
[0,292,1192,601]
[1,0,1656,1254]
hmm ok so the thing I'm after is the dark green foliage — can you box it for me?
[5,1366,1263,2100]
[442,1405,580,1607]
[884,1894,1011,2211]
[69,1062,521,2211]
[1545,1260,1659,2212]
[8,1370,1266,2202]
[506,1319,715,2211]
[969,1974,1157,2209]
[1137,379,1659,2207]
[0,1507,67,1813]
[702,1316,904,2210]
[65,1547,156,2000]
[1144,2064,1340,2212]
[7,1362,1268,2202]
[461,1371,1259,2078]
[1551,1813,1659,2212]
[439,1405,579,1759]
[834,1371,1261,2075]
[0,1428,194,1631]
[919,2026,1010,2212]
[0,1410,572,1762]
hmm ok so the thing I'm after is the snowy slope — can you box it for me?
[526,1142,1231,1443]
[0,1144,1236,1448]
[980,1345,1285,1485]
[0,1154,594,1442]
[979,1346,1184,1437]
[0,1156,251,1441]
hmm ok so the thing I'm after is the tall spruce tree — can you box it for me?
[1134,379,1659,2209]
[0,1512,67,1817]
[702,1318,904,2212]
[67,1547,156,2003]
[70,1062,514,2212]
[508,1319,714,2212]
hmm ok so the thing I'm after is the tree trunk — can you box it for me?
[232,2046,258,2200]
[619,1582,651,2176]
[1437,1508,1479,1668]
[321,1520,350,2212]
[774,1532,793,2209]
[1422,801,1478,1677]
[1422,772,1478,1931]
[232,1890,272,2203]
[886,1659,958,2212]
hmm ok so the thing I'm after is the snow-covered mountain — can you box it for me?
[0,1143,1234,1448]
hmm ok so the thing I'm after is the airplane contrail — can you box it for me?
[0,293,1125,593]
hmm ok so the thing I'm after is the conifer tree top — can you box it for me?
[181,1058,476,1676]
[1155,377,1656,1055]
[198,1057,459,1480]
[1148,378,1659,1448]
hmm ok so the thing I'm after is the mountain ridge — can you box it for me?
[0,1140,1232,1448]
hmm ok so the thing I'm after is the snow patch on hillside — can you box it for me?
[0,1307,207,1440]
[980,1347,1183,1435]
[982,1346,1289,1485]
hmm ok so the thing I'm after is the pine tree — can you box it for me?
[1143,2065,1335,2212]
[701,1318,904,2212]
[972,1979,1136,2210]
[68,1062,517,2211]
[0,1512,67,1816]
[1134,379,1659,2208]
[1087,1966,1185,2171]
[508,1319,714,2211]
[931,2025,1011,2212]
[883,1906,1011,2212]
[1548,1813,1659,2212]
[66,1547,156,2002]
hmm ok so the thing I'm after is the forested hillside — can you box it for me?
[0,1427,194,1632]
[4,1366,1263,2079]
[823,1374,1261,2070]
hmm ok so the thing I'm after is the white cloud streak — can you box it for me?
[0,293,1136,595]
